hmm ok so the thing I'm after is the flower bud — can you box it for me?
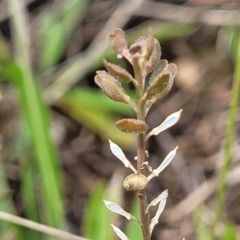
[129,28,161,77]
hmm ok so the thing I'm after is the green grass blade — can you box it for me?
[125,197,142,240]
[195,207,211,240]
[20,143,43,240]
[17,59,64,228]
[83,181,113,240]
[0,158,16,238]
[40,0,87,70]
[7,0,64,228]
[62,88,133,115]
[210,29,240,239]
[58,93,135,149]
[221,224,237,240]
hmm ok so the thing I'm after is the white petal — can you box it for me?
[109,140,136,172]
[155,197,167,220]
[148,147,178,181]
[103,200,134,220]
[152,109,182,136]
[109,140,128,166]
[149,196,167,235]
[111,224,129,240]
[146,190,168,213]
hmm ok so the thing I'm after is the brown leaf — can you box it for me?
[129,34,161,77]
[149,59,168,83]
[103,59,136,84]
[116,118,149,133]
[129,37,146,56]
[145,38,161,75]
[144,63,177,115]
[145,63,177,101]
[95,70,130,104]
[146,27,154,60]
[108,28,128,56]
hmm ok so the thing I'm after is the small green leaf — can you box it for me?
[149,59,168,83]
[144,63,177,103]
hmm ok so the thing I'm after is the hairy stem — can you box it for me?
[137,133,150,240]
[136,73,151,240]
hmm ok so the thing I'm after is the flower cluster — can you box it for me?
[95,28,182,240]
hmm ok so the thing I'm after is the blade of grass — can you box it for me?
[0,28,26,240]
[0,157,17,238]
[0,211,89,240]
[195,207,211,240]
[83,181,114,240]
[125,197,142,240]
[7,0,64,228]
[40,0,86,70]
[221,223,237,240]
[20,143,43,240]
[57,96,135,148]
[210,30,240,239]
[62,88,133,115]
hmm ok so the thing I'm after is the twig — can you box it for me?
[0,211,89,240]
[135,1,240,26]
[43,0,144,104]
[156,131,194,194]
[0,0,34,23]
[164,165,240,223]
[42,1,240,104]
[7,0,31,71]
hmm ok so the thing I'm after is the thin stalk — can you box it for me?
[137,132,150,240]
[209,37,240,239]
[136,74,151,240]
[0,211,88,240]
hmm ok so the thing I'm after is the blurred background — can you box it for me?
[0,0,240,239]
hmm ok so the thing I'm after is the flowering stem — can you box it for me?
[136,76,151,240]
[97,28,177,240]
[137,133,150,240]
